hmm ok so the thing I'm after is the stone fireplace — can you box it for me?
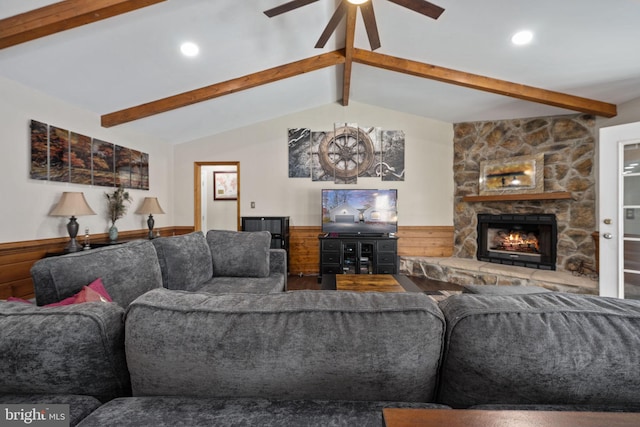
[476,213,557,270]
[453,113,597,274]
[400,113,598,295]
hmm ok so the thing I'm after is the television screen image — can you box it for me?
[322,189,398,235]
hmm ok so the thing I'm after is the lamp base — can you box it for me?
[147,214,155,239]
[65,238,80,253]
[65,216,80,252]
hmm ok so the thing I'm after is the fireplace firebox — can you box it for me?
[477,214,557,270]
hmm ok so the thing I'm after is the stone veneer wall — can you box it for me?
[453,113,596,273]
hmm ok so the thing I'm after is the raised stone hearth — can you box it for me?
[400,256,597,295]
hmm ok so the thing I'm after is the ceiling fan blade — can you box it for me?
[264,0,319,17]
[360,2,381,50]
[315,0,348,48]
[386,0,444,20]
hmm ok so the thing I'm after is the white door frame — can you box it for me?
[599,121,640,298]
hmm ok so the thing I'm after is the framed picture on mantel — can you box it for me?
[213,171,238,200]
[479,153,544,195]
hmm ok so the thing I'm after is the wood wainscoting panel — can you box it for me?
[396,226,454,257]
[288,225,454,276]
[289,226,321,275]
[0,226,194,300]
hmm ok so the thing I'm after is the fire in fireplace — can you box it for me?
[477,214,557,270]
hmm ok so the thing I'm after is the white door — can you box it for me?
[599,122,640,299]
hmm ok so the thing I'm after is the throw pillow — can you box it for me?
[206,230,271,278]
[74,285,110,303]
[8,278,112,307]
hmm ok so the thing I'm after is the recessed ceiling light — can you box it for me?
[180,42,200,57]
[511,30,533,46]
[347,0,369,4]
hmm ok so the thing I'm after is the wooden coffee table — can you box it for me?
[320,274,422,292]
[382,408,640,427]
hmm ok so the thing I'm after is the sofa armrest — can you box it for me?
[0,301,130,402]
[438,293,640,409]
[269,249,287,289]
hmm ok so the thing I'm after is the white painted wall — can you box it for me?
[598,96,640,129]
[21,70,638,242]
[593,96,640,225]
[173,101,454,228]
[0,76,174,244]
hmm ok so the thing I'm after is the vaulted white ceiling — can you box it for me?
[1,0,639,144]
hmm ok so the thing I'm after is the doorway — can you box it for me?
[194,161,240,232]
[599,122,640,299]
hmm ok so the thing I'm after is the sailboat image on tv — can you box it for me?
[322,189,398,236]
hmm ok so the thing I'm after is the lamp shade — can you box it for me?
[136,197,165,215]
[50,192,96,216]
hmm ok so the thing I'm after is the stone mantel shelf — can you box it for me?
[462,192,572,203]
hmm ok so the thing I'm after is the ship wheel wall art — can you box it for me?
[288,124,405,183]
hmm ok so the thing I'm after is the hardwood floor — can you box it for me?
[286,275,322,290]
[286,274,465,293]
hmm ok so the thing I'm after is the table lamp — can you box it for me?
[136,197,165,239]
[50,192,97,252]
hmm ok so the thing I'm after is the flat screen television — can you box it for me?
[322,189,398,235]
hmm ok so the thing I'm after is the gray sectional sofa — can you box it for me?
[1,232,640,425]
[31,230,286,308]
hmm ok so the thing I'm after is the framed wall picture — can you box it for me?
[213,171,238,200]
[479,153,544,195]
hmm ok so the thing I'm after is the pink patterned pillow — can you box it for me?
[8,278,112,307]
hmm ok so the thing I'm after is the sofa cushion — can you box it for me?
[75,397,449,427]
[31,240,162,307]
[437,293,640,409]
[152,232,213,291]
[206,230,270,278]
[0,301,130,402]
[0,394,103,427]
[196,275,285,294]
[125,288,445,402]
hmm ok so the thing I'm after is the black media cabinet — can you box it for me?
[318,234,398,282]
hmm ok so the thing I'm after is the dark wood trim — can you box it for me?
[288,225,454,275]
[462,192,572,202]
[0,0,166,49]
[193,162,241,232]
[352,49,617,118]
[2,224,454,299]
[100,46,616,128]
[102,51,346,127]
[341,4,357,106]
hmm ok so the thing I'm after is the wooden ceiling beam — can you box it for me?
[341,4,357,106]
[0,0,166,50]
[353,48,617,118]
[102,50,346,127]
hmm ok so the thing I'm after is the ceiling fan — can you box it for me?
[264,0,444,51]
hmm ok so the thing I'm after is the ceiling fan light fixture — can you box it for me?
[511,30,533,45]
[180,42,200,57]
